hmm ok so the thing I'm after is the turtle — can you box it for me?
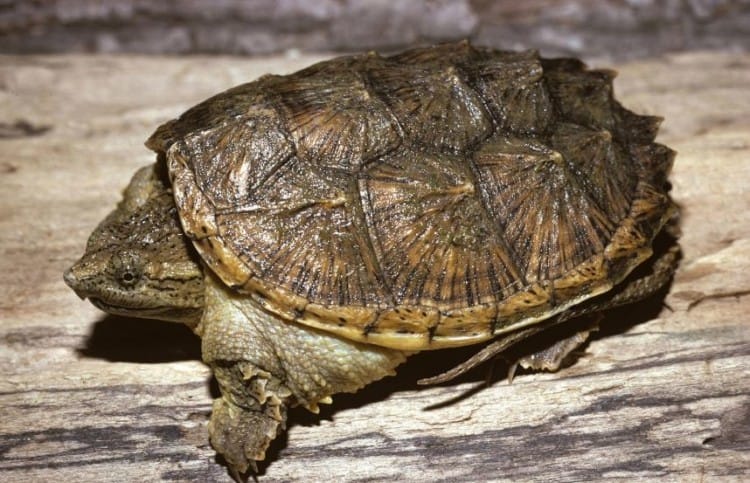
[64,41,679,474]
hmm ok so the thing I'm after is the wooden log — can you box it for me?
[2,1,749,60]
[0,51,748,482]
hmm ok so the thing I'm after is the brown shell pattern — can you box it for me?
[148,41,675,350]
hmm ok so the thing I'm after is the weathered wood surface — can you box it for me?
[3,0,750,60]
[0,52,749,482]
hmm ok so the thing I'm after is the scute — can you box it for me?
[360,148,522,307]
[473,134,617,283]
[157,42,675,351]
[218,156,390,307]
[265,62,401,171]
[366,61,493,152]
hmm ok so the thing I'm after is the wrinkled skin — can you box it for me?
[64,164,205,326]
[65,165,408,473]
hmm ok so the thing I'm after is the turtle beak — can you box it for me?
[63,266,83,299]
[63,260,93,300]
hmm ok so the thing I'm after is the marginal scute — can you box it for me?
[544,61,617,132]
[632,143,676,186]
[628,181,674,242]
[551,254,608,299]
[167,143,219,239]
[156,41,675,351]
[432,304,496,341]
[370,307,436,338]
[615,105,663,144]
[244,275,308,322]
[302,303,377,334]
[496,283,551,319]
[192,235,251,287]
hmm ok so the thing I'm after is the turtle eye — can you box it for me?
[119,269,140,287]
[112,251,143,288]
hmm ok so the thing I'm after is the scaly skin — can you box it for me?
[63,163,205,327]
[200,272,406,472]
[65,163,407,474]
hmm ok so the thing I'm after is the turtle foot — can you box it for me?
[208,395,287,475]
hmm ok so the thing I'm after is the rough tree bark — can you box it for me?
[0,51,748,481]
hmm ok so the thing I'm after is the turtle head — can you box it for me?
[64,163,205,327]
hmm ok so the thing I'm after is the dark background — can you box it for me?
[2,0,749,60]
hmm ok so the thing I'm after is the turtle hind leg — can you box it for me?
[418,314,600,386]
[508,234,680,381]
[419,234,680,386]
[515,328,594,372]
[506,315,600,382]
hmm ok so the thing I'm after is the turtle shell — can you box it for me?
[147,41,675,351]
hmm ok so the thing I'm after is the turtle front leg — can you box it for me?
[198,273,408,475]
[208,362,291,474]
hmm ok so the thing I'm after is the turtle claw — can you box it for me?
[517,329,593,372]
[208,396,287,477]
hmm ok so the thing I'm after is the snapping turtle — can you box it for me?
[64,42,678,473]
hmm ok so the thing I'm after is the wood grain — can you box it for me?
[3,1,748,60]
[1,52,748,482]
